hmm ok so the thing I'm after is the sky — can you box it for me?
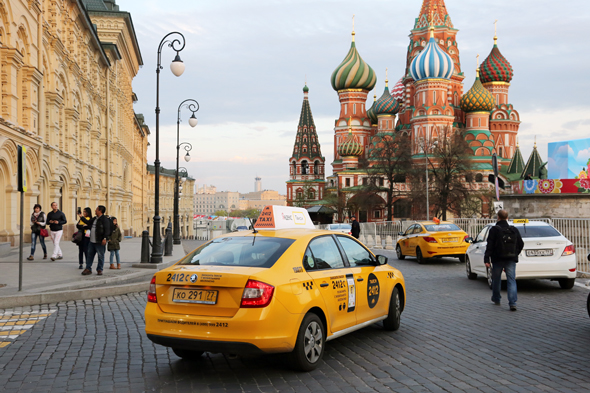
[119,0,590,194]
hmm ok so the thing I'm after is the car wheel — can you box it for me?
[172,348,204,360]
[290,313,325,371]
[486,265,493,289]
[558,278,575,289]
[396,245,405,260]
[466,256,477,280]
[383,287,401,331]
[416,247,425,264]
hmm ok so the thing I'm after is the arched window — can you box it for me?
[475,173,483,182]
[301,160,308,175]
[314,160,320,175]
[308,190,315,199]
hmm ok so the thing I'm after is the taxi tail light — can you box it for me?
[147,276,157,303]
[241,280,274,308]
[562,244,575,256]
[463,235,469,242]
[423,236,437,243]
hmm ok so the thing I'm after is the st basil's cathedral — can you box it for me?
[287,0,531,222]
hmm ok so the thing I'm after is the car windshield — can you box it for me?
[424,224,462,232]
[516,225,561,238]
[180,237,295,268]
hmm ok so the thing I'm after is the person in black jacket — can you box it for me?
[46,202,67,261]
[484,210,524,311]
[350,215,360,239]
[80,205,112,275]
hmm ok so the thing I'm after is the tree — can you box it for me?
[365,132,413,220]
[213,210,228,217]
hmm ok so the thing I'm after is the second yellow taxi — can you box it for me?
[396,221,469,264]
[145,206,406,371]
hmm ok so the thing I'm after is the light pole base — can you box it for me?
[173,239,181,245]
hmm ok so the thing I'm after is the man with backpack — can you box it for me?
[485,210,524,311]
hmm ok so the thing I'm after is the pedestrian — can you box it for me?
[108,216,122,270]
[28,204,47,260]
[80,205,112,276]
[76,207,92,270]
[484,209,524,311]
[351,215,360,239]
[46,202,67,261]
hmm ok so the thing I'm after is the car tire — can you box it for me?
[172,348,204,360]
[466,256,477,280]
[558,278,575,289]
[416,247,425,264]
[396,245,405,260]
[486,265,493,289]
[289,313,325,371]
[383,287,401,331]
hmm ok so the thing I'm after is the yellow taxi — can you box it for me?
[145,206,406,371]
[395,220,469,264]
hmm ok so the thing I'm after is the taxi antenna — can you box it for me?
[248,217,258,234]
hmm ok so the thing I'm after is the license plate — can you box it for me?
[441,238,458,243]
[526,249,554,257]
[172,288,218,304]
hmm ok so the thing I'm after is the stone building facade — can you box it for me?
[0,0,146,245]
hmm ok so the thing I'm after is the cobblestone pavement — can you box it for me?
[1,249,590,392]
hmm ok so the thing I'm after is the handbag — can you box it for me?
[72,231,83,244]
[40,228,49,238]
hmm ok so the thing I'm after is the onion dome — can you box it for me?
[460,69,495,113]
[366,95,378,125]
[391,78,405,102]
[331,31,377,91]
[338,127,364,157]
[480,37,514,84]
[409,27,454,81]
[374,78,400,115]
[303,84,309,93]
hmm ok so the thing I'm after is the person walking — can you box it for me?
[484,209,524,311]
[76,207,92,270]
[351,215,360,239]
[108,217,122,270]
[28,204,47,260]
[80,205,112,276]
[46,202,67,261]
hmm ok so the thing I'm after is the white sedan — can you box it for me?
[325,223,352,235]
[464,221,577,289]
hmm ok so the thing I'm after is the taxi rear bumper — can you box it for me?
[147,334,265,355]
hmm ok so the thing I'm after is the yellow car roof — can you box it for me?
[416,221,455,225]
[214,228,339,241]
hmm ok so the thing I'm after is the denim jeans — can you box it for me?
[109,249,120,265]
[30,232,47,256]
[491,260,517,306]
[78,237,90,266]
[86,242,106,272]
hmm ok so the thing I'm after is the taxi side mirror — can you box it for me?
[398,232,404,236]
[465,237,473,243]
[587,253,590,262]
[376,255,388,265]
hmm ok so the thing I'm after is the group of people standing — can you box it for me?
[28,203,123,276]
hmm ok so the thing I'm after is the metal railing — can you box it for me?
[551,218,590,274]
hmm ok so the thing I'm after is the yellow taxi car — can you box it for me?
[395,220,469,264]
[145,206,406,371]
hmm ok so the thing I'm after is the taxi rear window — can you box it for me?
[516,226,561,238]
[424,224,462,232]
[179,237,295,268]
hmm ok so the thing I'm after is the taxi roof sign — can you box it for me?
[512,219,529,224]
[254,205,315,230]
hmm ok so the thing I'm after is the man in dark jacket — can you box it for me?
[484,209,524,311]
[81,205,112,275]
[46,202,67,261]
[350,216,360,239]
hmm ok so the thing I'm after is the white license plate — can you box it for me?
[526,249,553,257]
[441,238,458,243]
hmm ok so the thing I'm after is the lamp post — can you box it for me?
[174,137,195,245]
[425,140,438,221]
[151,31,186,264]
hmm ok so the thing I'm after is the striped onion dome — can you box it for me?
[374,83,400,115]
[390,77,405,101]
[338,129,364,157]
[366,95,378,125]
[480,37,513,83]
[409,28,454,81]
[460,69,495,113]
[331,33,377,91]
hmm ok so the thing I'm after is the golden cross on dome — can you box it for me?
[534,135,537,148]
[494,19,498,43]
[429,10,435,38]
[352,15,355,42]
[385,67,389,87]
[477,54,480,67]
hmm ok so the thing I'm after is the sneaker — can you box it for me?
[56,256,63,260]
[97,270,103,276]
[510,305,517,311]
[50,257,56,261]
[79,264,84,270]
[27,256,34,260]
[491,297,500,305]
[81,269,92,276]
[43,254,47,260]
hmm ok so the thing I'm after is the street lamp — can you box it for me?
[152,31,186,264]
[425,140,438,221]
[174,99,199,244]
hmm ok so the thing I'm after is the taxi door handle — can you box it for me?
[320,283,329,288]
[357,278,364,282]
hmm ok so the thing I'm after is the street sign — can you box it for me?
[17,145,26,192]
[493,201,504,214]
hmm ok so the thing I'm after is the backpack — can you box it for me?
[497,226,518,259]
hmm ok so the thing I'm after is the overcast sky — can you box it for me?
[120,0,590,194]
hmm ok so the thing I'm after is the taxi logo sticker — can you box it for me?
[303,281,314,290]
[190,274,198,283]
[387,272,394,279]
[367,273,380,309]
[254,206,276,228]
[293,266,303,273]
[346,273,356,312]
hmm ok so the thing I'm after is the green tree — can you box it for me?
[213,210,228,217]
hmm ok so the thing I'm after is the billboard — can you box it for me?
[548,137,590,180]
